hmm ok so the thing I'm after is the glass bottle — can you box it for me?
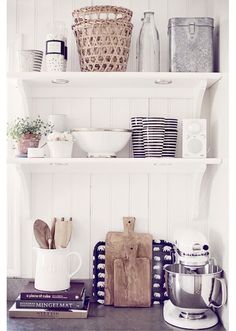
[137,11,160,72]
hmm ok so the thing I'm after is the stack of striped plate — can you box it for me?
[162,119,178,157]
[143,117,165,157]
[131,117,178,158]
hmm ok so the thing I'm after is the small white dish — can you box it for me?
[27,148,45,158]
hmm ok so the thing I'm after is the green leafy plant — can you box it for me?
[7,116,53,142]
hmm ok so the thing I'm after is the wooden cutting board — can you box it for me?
[104,217,152,306]
[114,239,151,307]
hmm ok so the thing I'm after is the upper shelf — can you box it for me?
[8,157,222,174]
[8,72,222,89]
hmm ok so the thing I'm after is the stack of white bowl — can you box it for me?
[18,50,43,72]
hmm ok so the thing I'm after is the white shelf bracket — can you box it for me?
[188,164,207,221]
[193,80,207,118]
[16,79,32,116]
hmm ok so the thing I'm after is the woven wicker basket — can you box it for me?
[72,6,133,72]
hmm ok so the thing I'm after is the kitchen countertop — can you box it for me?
[7,301,226,331]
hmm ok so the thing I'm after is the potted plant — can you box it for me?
[47,131,74,158]
[7,116,52,157]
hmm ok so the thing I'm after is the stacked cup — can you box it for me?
[18,50,43,72]
[131,117,145,158]
[162,119,178,157]
[143,117,165,157]
[131,117,178,158]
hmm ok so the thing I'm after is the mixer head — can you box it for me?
[173,228,210,267]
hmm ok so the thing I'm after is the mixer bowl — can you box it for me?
[164,264,226,312]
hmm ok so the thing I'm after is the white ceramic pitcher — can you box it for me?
[35,248,82,291]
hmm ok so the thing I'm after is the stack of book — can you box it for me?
[9,281,90,319]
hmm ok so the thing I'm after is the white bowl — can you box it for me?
[72,128,132,158]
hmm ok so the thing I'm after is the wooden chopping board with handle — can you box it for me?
[104,217,152,306]
[114,239,151,307]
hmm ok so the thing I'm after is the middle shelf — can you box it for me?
[8,158,221,174]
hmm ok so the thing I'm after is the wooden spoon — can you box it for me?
[50,217,57,249]
[33,219,52,249]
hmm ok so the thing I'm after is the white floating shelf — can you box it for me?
[9,157,222,174]
[8,72,222,89]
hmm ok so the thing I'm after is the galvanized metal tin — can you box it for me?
[168,17,214,72]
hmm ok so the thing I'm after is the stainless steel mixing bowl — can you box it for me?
[164,264,227,311]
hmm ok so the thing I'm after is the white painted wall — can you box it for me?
[7,0,229,328]
[207,1,229,329]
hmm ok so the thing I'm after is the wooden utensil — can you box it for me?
[50,217,57,249]
[104,217,152,305]
[114,239,151,307]
[65,217,73,247]
[54,218,73,248]
[33,219,52,249]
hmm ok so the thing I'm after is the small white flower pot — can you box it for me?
[48,141,73,158]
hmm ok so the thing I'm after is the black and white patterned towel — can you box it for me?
[92,239,174,305]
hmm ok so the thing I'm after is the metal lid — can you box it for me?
[72,128,132,132]
[168,17,214,29]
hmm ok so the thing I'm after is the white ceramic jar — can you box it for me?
[48,114,66,132]
[35,248,82,291]
[48,141,73,158]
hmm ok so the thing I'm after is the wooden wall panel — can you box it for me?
[16,0,36,49]
[91,98,111,128]
[149,174,168,240]
[31,174,53,277]
[71,174,91,278]
[167,174,189,241]
[150,0,169,72]
[35,0,53,71]
[90,174,112,276]
[111,98,131,157]
[111,174,130,231]
[129,174,149,233]
[8,0,215,279]
[129,0,148,72]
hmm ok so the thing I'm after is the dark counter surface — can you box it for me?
[7,301,226,331]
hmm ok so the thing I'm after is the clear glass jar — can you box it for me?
[137,11,160,72]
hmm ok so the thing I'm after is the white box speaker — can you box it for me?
[182,119,207,158]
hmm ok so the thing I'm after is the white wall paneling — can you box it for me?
[8,0,211,74]
[7,0,228,328]
[206,1,229,328]
[8,88,222,279]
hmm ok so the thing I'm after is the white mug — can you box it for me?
[48,114,66,132]
[35,248,82,291]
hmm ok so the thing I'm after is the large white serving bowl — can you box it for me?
[72,128,132,158]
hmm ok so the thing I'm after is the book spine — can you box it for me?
[20,293,80,301]
[16,300,84,310]
[9,310,88,319]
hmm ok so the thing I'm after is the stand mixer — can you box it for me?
[163,229,227,329]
